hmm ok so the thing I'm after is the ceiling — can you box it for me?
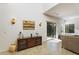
[44,3,79,20]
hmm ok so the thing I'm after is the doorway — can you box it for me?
[47,22,56,38]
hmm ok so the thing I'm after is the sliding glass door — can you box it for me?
[47,22,56,38]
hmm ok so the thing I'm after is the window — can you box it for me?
[65,24,75,33]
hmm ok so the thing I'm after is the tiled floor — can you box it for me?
[0,40,77,55]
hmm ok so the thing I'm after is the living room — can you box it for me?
[0,3,79,55]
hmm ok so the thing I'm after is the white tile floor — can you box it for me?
[0,40,77,55]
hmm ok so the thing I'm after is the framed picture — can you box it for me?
[23,20,35,30]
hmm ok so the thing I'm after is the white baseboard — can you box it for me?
[0,48,8,53]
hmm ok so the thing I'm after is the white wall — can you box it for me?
[42,15,61,38]
[60,18,79,35]
[0,3,60,52]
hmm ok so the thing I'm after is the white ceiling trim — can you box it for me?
[43,3,59,14]
[44,3,79,20]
